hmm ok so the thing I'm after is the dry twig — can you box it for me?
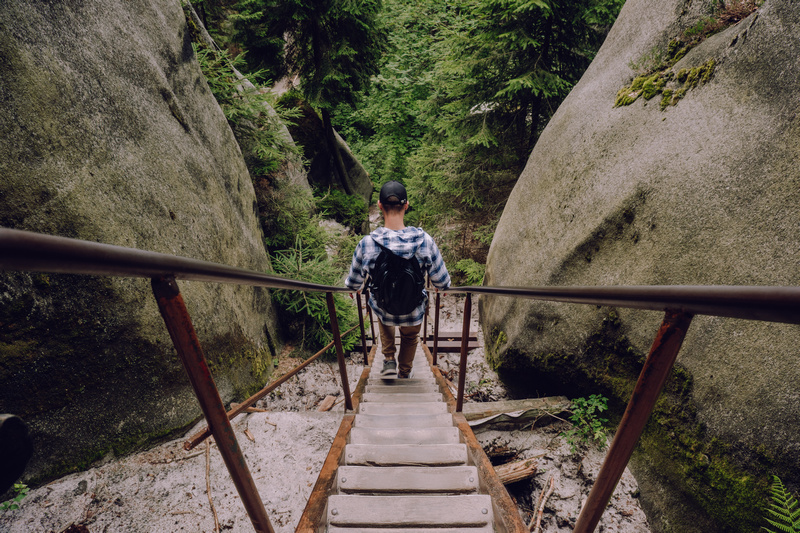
[206,442,220,533]
[529,473,555,532]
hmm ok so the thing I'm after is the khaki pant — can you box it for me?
[378,320,421,376]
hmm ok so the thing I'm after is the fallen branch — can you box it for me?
[230,402,268,413]
[494,458,539,485]
[206,442,220,533]
[528,473,555,532]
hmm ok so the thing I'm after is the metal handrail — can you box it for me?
[445,284,800,324]
[0,227,350,292]
[4,226,800,533]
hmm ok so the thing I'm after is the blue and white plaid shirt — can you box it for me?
[345,226,451,326]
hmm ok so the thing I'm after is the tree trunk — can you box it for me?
[322,108,353,195]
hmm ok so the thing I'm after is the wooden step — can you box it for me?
[336,466,479,494]
[327,526,494,533]
[349,427,460,445]
[365,384,440,394]
[358,402,448,415]
[344,444,468,466]
[327,494,494,528]
[361,392,443,403]
[354,413,453,429]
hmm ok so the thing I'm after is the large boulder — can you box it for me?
[0,0,281,483]
[482,0,800,531]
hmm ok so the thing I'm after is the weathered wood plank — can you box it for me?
[327,495,493,528]
[337,465,479,493]
[361,392,443,403]
[349,427,460,445]
[461,397,570,421]
[354,413,454,429]
[327,526,494,533]
[343,443,468,466]
[357,402,448,415]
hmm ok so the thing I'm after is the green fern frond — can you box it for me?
[763,475,800,533]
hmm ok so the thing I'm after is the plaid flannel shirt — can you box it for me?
[345,226,450,326]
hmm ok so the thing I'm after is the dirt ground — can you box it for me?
[0,295,651,532]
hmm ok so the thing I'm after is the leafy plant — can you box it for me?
[194,43,300,178]
[270,239,359,355]
[454,258,485,286]
[562,394,609,453]
[763,475,800,533]
[1,483,29,511]
[315,188,368,231]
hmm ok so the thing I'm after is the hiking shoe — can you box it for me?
[398,367,415,379]
[380,359,398,377]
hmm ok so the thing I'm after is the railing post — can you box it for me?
[356,291,369,365]
[433,291,441,365]
[423,277,430,346]
[456,293,472,412]
[573,310,693,533]
[364,288,376,347]
[151,276,274,533]
[326,292,353,411]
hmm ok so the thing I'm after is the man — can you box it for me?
[345,181,450,378]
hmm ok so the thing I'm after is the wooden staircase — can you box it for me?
[296,342,526,532]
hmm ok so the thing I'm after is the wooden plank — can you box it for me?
[327,526,494,533]
[362,392,443,403]
[354,413,454,429]
[365,384,440,394]
[461,396,570,421]
[358,402,449,415]
[327,494,493,528]
[337,465,479,493]
[344,443,468,466]
[349,427,460,445]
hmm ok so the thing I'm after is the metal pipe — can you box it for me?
[573,310,693,533]
[0,227,349,293]
[433,291,441,365]
[326,292,353,411]
[445,284,800,325]
[356,292,369,365]
[151,276,274,533]
[364,288,376,347]
[3,228,798,324]
[456,294,472,412]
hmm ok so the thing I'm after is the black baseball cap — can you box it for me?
[379,180,407,205]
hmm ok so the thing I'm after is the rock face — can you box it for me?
[0,0,282,482]
[482,0,800,531]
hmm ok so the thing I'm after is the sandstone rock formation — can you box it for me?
[0,0,281,483]
[482,0,799,531]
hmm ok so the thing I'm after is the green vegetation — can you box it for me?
[763,475,800,533]
[561,394,609,453]
[315,188,368,231]
[454,258,486,286]
[0,483,28,512]
[616,0,759,109]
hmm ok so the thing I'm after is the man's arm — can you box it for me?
[344,238,369,290]
[424,234,451,289]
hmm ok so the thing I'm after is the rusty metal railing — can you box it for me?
[437,283,800,533]
[0,227,363,533]
[3,227,800,532]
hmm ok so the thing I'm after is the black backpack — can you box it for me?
[369,240,426,315]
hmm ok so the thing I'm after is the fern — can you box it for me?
[763,475,800,533]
